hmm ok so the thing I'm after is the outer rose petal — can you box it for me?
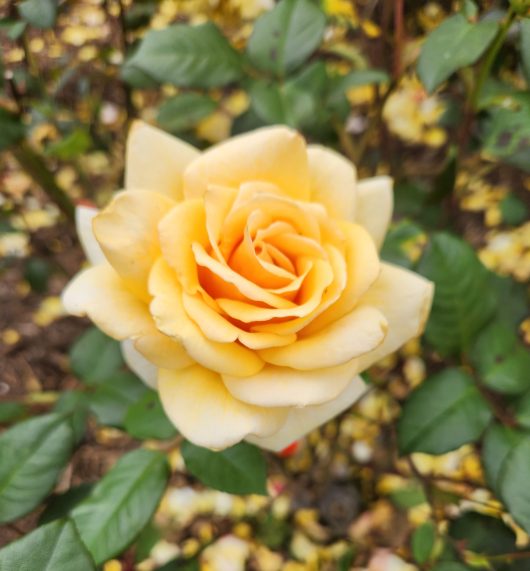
[357,263,434,370]
[149,258,264,377]
[258,306,388,370]
[159,366,288,449]
[121,339,157,388]
[247,376,367,451]
[93,190,175,297]
[355,176,393,249]
[62,265,152,340]
[75,206,105,266]
[222,359,358,407]
[183,126,310,201]
[307,145,356,220]
[125,120,200,200]
[133,327,194,370]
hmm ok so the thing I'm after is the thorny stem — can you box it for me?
[12,143,76,222]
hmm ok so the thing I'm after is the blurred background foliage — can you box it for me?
[0,0,530,570]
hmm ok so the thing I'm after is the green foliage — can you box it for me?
[0,413,76,523]
[157,94,218,134]
[500,193,529,225]
[470,321,530,394]
[45,128,92,160]
[17,0,57,29]
[71,449,169,565]
[70,327,123,384]
[521,19,530,83]
[124,390,178,440]
[23,258,51,293]
[247,0,326,76]
[123,23,245,88]
[54,391,89,443]
[417,13,499,92]
[0,109,25,151]
[0,519,95,571]
[418,233,496,356]
[181,440,268,495]
[448,512,516,555]
[0,402,26,424]
[398,368,492,455]
[87,371,148,427]
[380,220,424,269]
[39,484,94,525]
[411,521,436,564]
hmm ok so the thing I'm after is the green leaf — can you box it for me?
[482,106,530,171]
[0,413,75,523]
[500,193,529,225]
[54,391,89,443]
[157,94,217,134]
[123,22,244,88]
[0,18,27,40]
[247,0,326,76]
[88,372,148,427]
[23,258,51,293]
[412,521,436,564]
[489,275,529,327]
[380,220,424,269]
[0,402,26,424]
[0,519,95,571]
[18,0,57,28]
[481,423,526,494]
[521,19,530,84]
[418,232,497,356]
[461,0,478,19]
[448,512,516,555]
[71,449,169,565]
[470,321,530,395]
[70,327,123,384]
[431,564,472,571]
[0,109,25,151]
[39,484,94,525]
[515,392,530,428]
[124,391,178,440]
[46,128,92,160]
[388,484,427,508]
[398,368,492,455]
[182,441,268,495]
[417,14,499,93]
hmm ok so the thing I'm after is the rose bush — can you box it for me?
[63,122,433,451]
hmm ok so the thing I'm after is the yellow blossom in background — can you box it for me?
[383,76,447,147]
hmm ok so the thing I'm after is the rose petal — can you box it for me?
[125,121,199,199]
[159,366,288,449]
[62,265,152,340]
[158,199,209,294]
[93,190,175,298]
[223,359,358,407]
[355,176,393,248]
[302,221,380,335]
[307,145,357,220]
[121,339,157,388]
[246,375,367,451]
[75,206,105,266]
[134,326,194,370]
[183,126,310,201]
[149,258,264,377]
[357,263,434,370]
[258,306,388,370]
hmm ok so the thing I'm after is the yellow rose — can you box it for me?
[63,122,433,451]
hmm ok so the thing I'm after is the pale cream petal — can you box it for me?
[307,145,357,220]
[93,190,175,297]
[149,258,264,377]
[125,120,199,200]
[258,306,388,370]
[121,339,158,388]
[302,222,380,335]
[159,366,288,450]
[223,359,358,407]
[247,376,367,452]
[62,265,152,340]
[134,327,194,370]
[183,126,310,201]
[204,185,238,261]
[357,263,434,370]
[76,206,105,266]
[355,176,393,248]
[158,200,209,294]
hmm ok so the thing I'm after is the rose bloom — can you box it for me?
[63,122,433,451]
